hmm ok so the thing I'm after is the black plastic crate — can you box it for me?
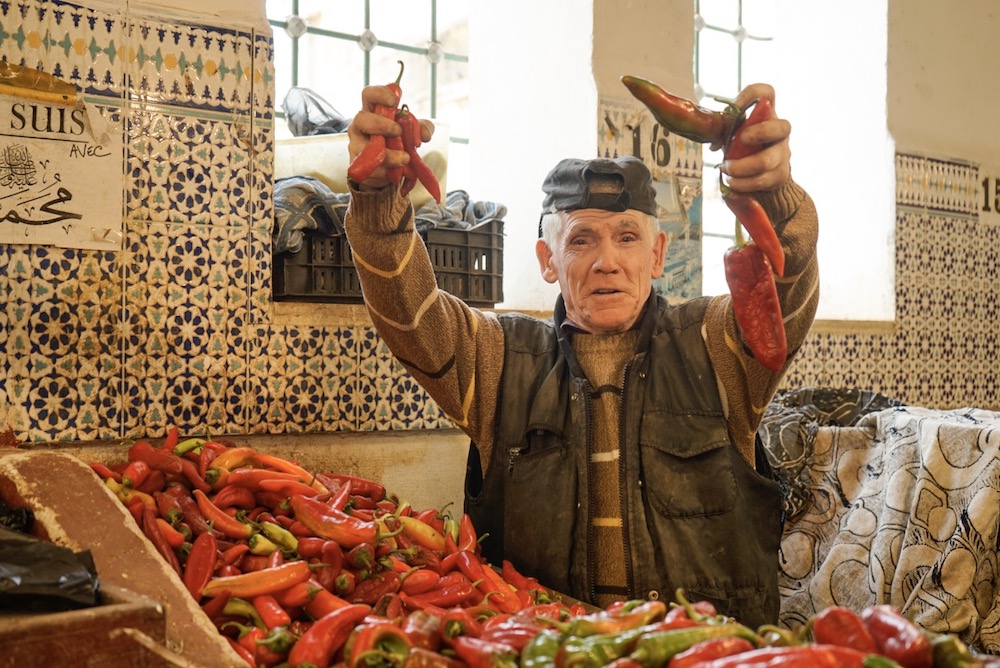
[273,218,504,306]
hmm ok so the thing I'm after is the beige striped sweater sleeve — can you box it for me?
[344,186,506,466]
[704,179,820,465]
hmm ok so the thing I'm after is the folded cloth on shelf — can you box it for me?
[414,189,507,234]
[273,180,508,255]
[767,391,1000,653]
[273,176,349,254]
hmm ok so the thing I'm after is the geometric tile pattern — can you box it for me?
[1,0,997,443]
[782,155,999,409]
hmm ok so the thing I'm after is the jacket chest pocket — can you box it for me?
[639,412,737,518]
[503,430,577,592]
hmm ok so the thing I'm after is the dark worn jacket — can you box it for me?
[465,293,784,627]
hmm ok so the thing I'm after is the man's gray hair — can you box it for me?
[539,210,659,249]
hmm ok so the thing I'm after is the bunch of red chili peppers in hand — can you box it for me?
[621,75,788,372]
[347,60,443,204]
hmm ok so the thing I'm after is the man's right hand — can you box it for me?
[346,85,436,189]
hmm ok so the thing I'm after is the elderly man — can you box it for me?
[345,82,818,627]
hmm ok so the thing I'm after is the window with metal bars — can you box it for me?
[266,0,470,187]
[694,0,775,296]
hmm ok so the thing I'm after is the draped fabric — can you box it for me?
[760,390,1000,653]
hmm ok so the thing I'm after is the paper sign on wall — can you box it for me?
[0,93,123,250]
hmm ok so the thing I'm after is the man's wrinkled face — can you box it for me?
[536,209,668,335]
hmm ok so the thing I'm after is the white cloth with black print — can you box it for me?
[760,388,1000,653]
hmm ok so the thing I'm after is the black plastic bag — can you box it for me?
[0,525,101,612]
[282,87,349,136]
[0,502,33,532]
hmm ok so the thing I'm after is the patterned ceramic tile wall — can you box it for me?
[1,1,998,445]
[782,155,1000,409]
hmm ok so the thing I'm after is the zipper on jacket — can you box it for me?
[618,362,635,600]
[583,382,600,605]
[506,445,527,474]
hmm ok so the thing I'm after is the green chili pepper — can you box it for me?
[557,628,646,668]
[222,597,265,631]
[349,619,413,668]
[628,623,760,668]
[930,632,978,668]
[564,600,667,637]
[259,520,299,552]
[520,628,561,668]
[173,437,206,455]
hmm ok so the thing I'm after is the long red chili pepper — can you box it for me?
[321,473,386,502]
[724,238,787,372]
[448,635,518,668]
[667,636,757,668]
[183,531,218,601]
[164,483,223,538]
[397,104,442,203]
[89,461,122,483]
[160,425,180,451]
[288,603,373,668]
[479,622,545,654]
[720,98,785,277]
[349,619,414,668]
[121,459,151,489]
[401,610,444,651]
[192,488,254,539]
[688,644,878,667]
[289,493,378,548]
[350,570,402,606]
[500,560,535,593]
[400,580,476,610]
[859,605,934,668]
[252,593,292,630]
[141,505,182,575]
[201,559,312,599]
[304,578,353,619]
[253,453,328,494]
[211,484,256,511]
[401,569,441,596]
[405,647,466,668]
[154,517,186,548]
[208,445,259,471]
[178,456,212,493]
[258,476,322,499]
[129,439,185,475]
[476,563,523,614]
[398,515,446,553]
[811,606,879,653]
[135,469,167,495]
[723,97,774,161]
[441,606,483,639]
[721,188,785,278]
[226,636,255,667]
[457,513,478,553]
[348,61,405,184]
[620,74,741,144]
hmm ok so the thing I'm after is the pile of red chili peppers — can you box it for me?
[621,75,788,372]
[347,61,442,203]
[93,428,979,667]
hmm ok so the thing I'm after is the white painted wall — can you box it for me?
[771,1,895,321]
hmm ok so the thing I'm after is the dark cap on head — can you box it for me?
[540,156,658,227]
